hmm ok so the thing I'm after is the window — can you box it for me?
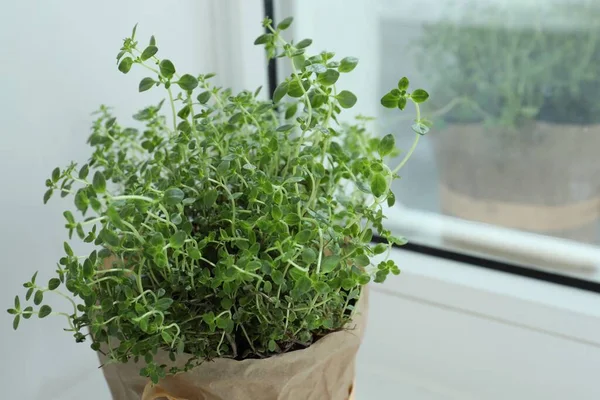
[276,0,600,284]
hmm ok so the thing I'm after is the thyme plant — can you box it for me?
[7,17,429,383]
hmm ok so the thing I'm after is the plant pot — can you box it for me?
[98,291,368,400]
[432,122,600,244]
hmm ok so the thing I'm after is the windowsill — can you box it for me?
[378,247,600,346]
[385,205,600,282]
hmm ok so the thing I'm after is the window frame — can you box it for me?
[264,0,600,291]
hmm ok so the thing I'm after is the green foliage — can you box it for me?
[9,17,428,383]
[417,0,600,131]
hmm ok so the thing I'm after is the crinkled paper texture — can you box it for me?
[99,290,368,400]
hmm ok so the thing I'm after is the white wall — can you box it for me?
[0,1,265,398]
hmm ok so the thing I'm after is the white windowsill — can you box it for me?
[385,205,600,282]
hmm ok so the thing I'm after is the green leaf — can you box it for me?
[99,229,120,247]
[268,339,277,352]
[164,188,184,205]
[177,74,198,91]
[202,190,219,208]
[273,81,288,103]
[296,38,313,49]
[170,231,186,248]
[285,103,298,119]
[263,281,272,294]
[380,92,398,108]
[302,248,317,264]
[177,104,190,119]
[411,122,429,135]
[254,33,272,45]
[90,197,102,212]
[306,64,327,74]
[388,235,408,246]
[317,69,340,86]
[39,305,52,318]
[159,59,176,79]
[141,45,158,61]
[283,214,301,225]
[387,191,396,207]
[295,230,312,244]
[161,330,174,344]
[294,276,311,294]
[342,278,356,290]
[48,278,60,290]
[13,315,20,330]
[411,89,429,103]
[338,57,359,73]
[321,255,340,273]
[118,57,134,74]
[271,206,283,220]
[277,16,294,30]
[197,91,211,104]
[314,281,331,295]
[373,243,387,255]
[276,124,294,132]
[14,295,20,310]
[83,259,94,278]
[25,288,33,301]
[139,316,149,332]
[149,35,156,46]
[63,211,75,224]
[287,80,309,98]
[293,55,306,70]
[78,164,89,180]
[335,90,357,109]
[92,171,106,194]
[51,167,60,183]
[43,189,53,204]
[155,298,174,311]
[356,181,371,194]
[34,290,43,306]
[217,160,230,175]
[177,339,185,354]
[370,173,387,197]
[398,77,409,91]
[188,248,201,260]
[255,103,272,115]
[221,297,233,309]
[63,241,73,256]
[378,134,395,157]
[398,97,407,110]
[355,254,370,267]
[272,270,284,285]
[139,77,156,92]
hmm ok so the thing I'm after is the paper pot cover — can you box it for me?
[98,289,368,400]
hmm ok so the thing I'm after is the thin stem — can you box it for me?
[110,195,155,203]
[392,132,420,174]
[232,265,263,282]
[80,216,106,226]
[167,87,177,131]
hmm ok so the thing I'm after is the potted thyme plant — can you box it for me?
[419,1,600,243]
[7,17,429,400]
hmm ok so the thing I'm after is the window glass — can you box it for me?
[287,0,600,282]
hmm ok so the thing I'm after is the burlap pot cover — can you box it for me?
[98,289,368,400]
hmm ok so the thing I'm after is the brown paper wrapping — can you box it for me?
[99,290,368,400]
